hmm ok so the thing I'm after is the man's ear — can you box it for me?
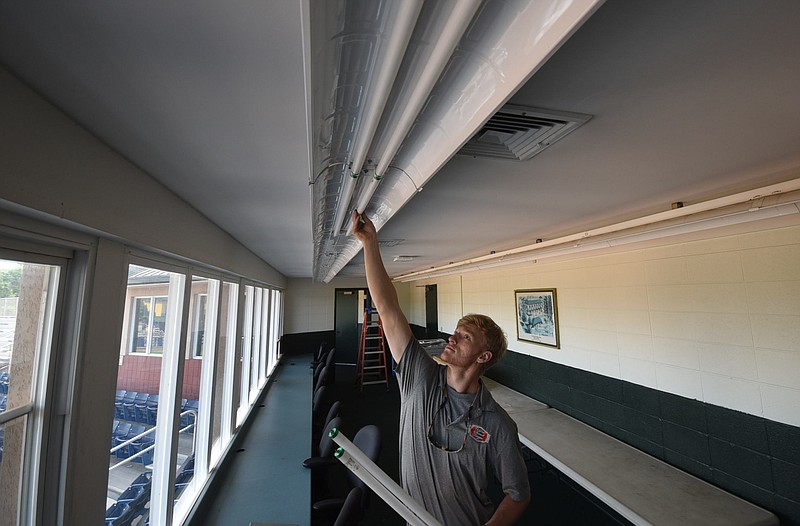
[477,350,493,364]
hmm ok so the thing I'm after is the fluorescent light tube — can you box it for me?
[329,0,424,236]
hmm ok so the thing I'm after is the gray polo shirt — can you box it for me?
[395,339,530,525]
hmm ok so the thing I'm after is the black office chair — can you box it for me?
[324,347,336,384]
[322,400,341,431]
[324,347,336,368]
[305,416,344,500]
[312,384,327,422]
[333,487,363,526]
[314,399,341,445]
[305,416,343,468]
[310,342,329,368]
[316,363,333,390]
[312,361,326,388]
[312,425,381,523]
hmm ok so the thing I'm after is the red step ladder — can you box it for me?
[356,308,389,391]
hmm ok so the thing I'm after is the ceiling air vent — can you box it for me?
[378,239,405,247]
[459,104,591,161]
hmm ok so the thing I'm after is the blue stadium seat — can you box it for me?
[125,424,147,458]
[145,394,159,425]
[112,422,132,458]
[111,420,120,446]
[122,392,139,421]
[105,502,134,526]
[114,400,126,419]
[116,483,146,504]
[116,482,150,519]
[134,393,151,423]
[135,429,155,465]
[129,471,152,488]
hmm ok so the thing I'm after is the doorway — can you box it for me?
[425,284,438,338]
[334,288,370,365]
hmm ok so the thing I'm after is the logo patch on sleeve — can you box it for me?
[469,425,491,444]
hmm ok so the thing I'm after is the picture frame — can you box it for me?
[514,289,560,349]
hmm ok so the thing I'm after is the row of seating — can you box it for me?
[111,420,155,465]
[105,471,151,526]
[114,390,198,430]
[115,391,159,424]
[306,342,383,526]
[105,455,196,526]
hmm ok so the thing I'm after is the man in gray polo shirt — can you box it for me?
[352,211,531,526]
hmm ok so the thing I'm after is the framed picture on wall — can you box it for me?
[515,289,560,349]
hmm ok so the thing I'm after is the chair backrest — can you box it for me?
[333,487,363,526]
[114,422,132,438]
[349,425,381,508]
[128,424,146,438]
[323,400,341,431]
[312,384,327,415]
[312,361,325,386]
[325,347,336,368]
[319,416,343,458]
[130,471,152,488]
[316,364,332,389]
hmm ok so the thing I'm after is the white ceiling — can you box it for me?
[2,1,799,280]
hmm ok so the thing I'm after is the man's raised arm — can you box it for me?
[351,210,413,364]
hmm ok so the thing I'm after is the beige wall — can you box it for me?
[283,276,367,334]
[406,223,800,427]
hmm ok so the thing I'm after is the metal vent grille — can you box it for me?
[459,105,591,161]
[378,239,405,247]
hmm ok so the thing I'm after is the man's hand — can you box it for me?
[351,209,377,246]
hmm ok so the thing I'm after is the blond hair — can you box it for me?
[458,313,507,370]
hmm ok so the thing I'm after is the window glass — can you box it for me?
[107,264,181,525]
[131,296,167,354]
[237,286,254,424]
[251,287,262,393]
[0,258,60,523]
[268,289,282,374]
[190,293,208,358]
[210,281,237,465]
[173,275,218,519]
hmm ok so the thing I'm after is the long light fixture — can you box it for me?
[313,0,605,282]
[394,179,800,282]
[327,0,425,237]
[348,0,482,222]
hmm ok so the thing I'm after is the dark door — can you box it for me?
[334,289,364,365]
[425,284,438,338]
